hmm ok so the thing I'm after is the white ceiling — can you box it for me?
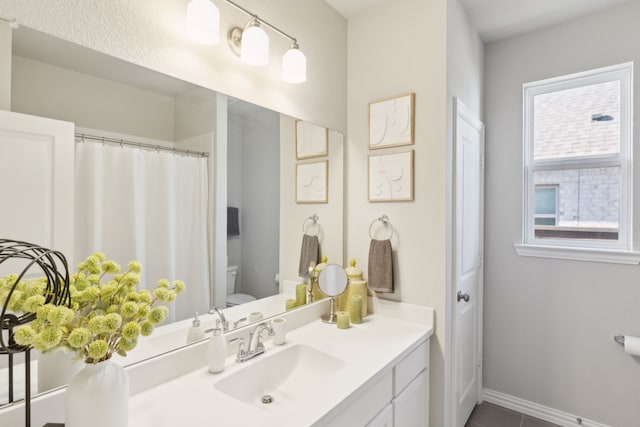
[325,0,631,42]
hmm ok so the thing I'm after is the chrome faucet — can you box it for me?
[208,306,229,332]
[231,322,275,363]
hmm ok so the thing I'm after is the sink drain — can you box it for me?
[261,394,274,404]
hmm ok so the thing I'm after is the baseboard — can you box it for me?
[482,388,610,427]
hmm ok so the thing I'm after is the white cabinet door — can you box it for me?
[0,110,75,272]
[367,403,393,427]
[393,370,427,427]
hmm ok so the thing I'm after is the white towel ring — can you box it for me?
[369,215,394,240]
[302,214,320,236]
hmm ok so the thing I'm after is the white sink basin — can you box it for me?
[214,344,345,406]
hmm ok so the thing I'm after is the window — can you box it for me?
[516,62,638,263]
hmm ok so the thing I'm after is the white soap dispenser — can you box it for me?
[207,327,227,373]
[186,312,205,344]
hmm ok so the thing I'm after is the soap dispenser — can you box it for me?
[207,327,227,373]
[186,312,205,344]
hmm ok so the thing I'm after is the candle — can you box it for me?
[285,298,297,311]
[295,283,307,306]
[349,295,363,324]
[336,311,350,329]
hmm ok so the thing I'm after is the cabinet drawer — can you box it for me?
[324,370,393,427]
[394,340,428,395]
[366,403,393,427]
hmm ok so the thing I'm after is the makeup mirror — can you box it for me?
[317,264,348,323]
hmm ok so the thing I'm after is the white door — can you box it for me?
[0,110,75,274]
[453,98,484,427]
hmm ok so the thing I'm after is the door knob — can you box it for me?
[457,291,470,302]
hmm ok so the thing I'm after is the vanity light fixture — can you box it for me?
[186,0,221,45]
[187,0,307,83]
[240,18,269,66]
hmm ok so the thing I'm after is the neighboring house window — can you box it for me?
[534,185,558,226]
[518,62,636,262]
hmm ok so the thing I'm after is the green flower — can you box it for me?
[122,321,141,341]
[84,255,101,268]
[23,295,46,312]
[106,304,120,314]
[153,287,169,301]
[157,279,170,289]
[173,280,186,294]
[118,338,137,352]
[88,315,106,334]
[100,283,119,300]
[34,326,63,351]
[36,305,52,321]
[165,290,177,303]
[101,260,120,274]
[148,306,169,324]
[94,252,106,262]
[104,313,123,332]
[137,305,150,318]
[121,301,139,318]
[140,322,154,337]
[128,261,142,274]
[121,273,140,287]
[87,274,101,285]
[138,290,152,304]
[68,328,91,348]
[87,339,109,361]
[47,306,75,325]
[13,326,36,346]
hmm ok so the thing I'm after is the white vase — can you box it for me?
[65,358,129,427]
[37,348,83,393]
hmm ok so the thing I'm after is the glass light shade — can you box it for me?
[186,0,220,45]
[282,47,307,83]
[241,23,269,66]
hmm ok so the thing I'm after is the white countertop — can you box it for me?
[128,311,433,427]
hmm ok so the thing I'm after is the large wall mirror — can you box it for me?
[0,26,344,408]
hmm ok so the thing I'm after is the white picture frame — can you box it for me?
[369,93,415,149]
[296,120,328,159]
[296,160,328,203]
[368,150,414,202]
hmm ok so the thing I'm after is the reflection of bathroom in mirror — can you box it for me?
[0,24,344,408]
[226,98,280,305]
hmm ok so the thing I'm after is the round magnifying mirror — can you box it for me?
[317,264,348,323]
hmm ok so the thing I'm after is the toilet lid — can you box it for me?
[227,293,256,305]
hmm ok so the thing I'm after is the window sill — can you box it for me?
[513,243,640,265]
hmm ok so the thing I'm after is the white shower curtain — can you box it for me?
[74,141,210,323]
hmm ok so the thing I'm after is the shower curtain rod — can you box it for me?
[75,133,210,158]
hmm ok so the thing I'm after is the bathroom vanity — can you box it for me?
[0,300,433,427]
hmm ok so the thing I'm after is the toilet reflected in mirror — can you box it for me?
[226,265,257,307]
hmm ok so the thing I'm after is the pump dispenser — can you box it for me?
[207,327,227,373]
[186,312,205,343]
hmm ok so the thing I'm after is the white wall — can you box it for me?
[484,2,640,425]
[346,0,448,425]
[0,0,347,133]
[11,55,176,140]
[0,21,10,110]
[227,113,244,275]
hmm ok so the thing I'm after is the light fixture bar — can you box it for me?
[224,0,296,44]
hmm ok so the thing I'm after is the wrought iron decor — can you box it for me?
[0,239,71,427]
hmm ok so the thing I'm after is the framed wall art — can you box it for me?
[296,120,328,159]
[368,150,414,202]
[369,93,415,149]
[296,160,328,203]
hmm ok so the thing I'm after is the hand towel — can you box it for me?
[368,239,393,293]
[227,207,240,236]
[298,234,320,277]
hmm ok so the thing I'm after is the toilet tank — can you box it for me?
[226,265,238,294]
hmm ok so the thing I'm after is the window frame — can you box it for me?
[517,62,639,264]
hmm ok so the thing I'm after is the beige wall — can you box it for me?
[346,0,448,425]
[0,0,347,133]
[484,2,640,425]
[0,21,11,110]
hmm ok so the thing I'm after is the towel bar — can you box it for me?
[302,214,320,236]
[369,215,394,240]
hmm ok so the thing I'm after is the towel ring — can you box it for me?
[369,215,394,240]
[302,214,320,236]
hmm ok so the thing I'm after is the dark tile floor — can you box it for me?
[465,402,561,427]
